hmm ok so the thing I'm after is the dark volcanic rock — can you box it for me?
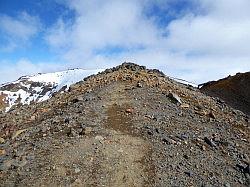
[200,72,250,116]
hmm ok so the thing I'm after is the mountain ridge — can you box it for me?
[0,63,249,186]
[200,71,250,116]
[0,64,197,112]
[0,68,103,112]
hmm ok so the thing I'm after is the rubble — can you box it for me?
[0,63,249,187]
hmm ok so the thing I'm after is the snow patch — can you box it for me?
[170,77,198,87]
[0,69,103,112]
[28,69,102,90]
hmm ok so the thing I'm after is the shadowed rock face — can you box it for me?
[200,72,250,116]
[0,63,249,186]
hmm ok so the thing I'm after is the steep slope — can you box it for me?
[0,63,249,187]
[0,69,102,112]
[200,72,250,116]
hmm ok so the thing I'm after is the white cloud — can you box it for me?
[166,0,250,58]
[46,0,162,62]
[0,59,40,84]
[43,0,250,84]
[0,11,41,52]
[0,59,66,84]
[1,0,250,85]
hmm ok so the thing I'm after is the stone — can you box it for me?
[12,129,27,139]
[80,127,92,135]
[0,137,5,144]
[95,135,104,141]
[64,118,70,123]
[184,171,193,177]
[66,128,75,137]
[75,167,81,173]
[201,145,206,151]
[238,164,250,175]
[71,178,82,186]
[213,136,220,142]
[118,148,124,153]
[84,127,92,134]
[126,108,133,114]
[147,130,153,136]
[145,115,157,120]
[245,164,250,174]
[180,103,189,108]
[137,82,143,88]
[162,137,176,145]
[76,96,84,101]
[208,111,216,119]
[0,160,13,171]
[168,92,182,104]
[71,98,80,103]
[41,126,48,133]
[12,159,27,168]
[14,148,25,157]
[30,115,36,121]
[238,179,243,184]
[0,149,6,155]
[204,137,217,147]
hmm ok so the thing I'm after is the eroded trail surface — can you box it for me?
[0,63,249,187]
[103,83,154,187]
[1,82,155,187]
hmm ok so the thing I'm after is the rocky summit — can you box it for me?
[0,63,249,187]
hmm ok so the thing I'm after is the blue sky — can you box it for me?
[0,0,73,62]
[0,0,250,84]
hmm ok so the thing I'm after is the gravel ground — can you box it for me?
[0,63,249,187]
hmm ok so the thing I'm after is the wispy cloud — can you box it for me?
[43,0,250,83]
[1,0,250,84]
[0,11,41,52]
[165,0,250,57]
[46,0,161,60]
[0,59,65,84]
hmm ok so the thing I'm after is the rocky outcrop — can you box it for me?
[200,72,250,116]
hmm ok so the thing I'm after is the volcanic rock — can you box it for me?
[0,63,249,187]
[200,72,250,116]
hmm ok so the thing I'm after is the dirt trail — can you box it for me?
[102,82,154,186]
[1,63,249,187]
[25,82,154,187]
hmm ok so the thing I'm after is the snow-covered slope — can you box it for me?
[169,77,198,87]
[0,69,103,112]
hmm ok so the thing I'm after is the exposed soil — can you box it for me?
[0,63,249,186]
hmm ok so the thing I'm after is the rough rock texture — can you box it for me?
[0,63,249,187]
[0,80,56,112]
[200,72,250,116]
